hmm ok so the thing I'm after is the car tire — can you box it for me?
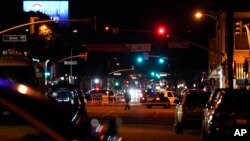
[174,121,183,134]
[201,120,207,141]
[163,103,170,109]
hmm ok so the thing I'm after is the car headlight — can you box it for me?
[52,92,58,97]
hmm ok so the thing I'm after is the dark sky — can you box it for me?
[1,0,250,84]
[68,0,220,78]
[71,0,215,37]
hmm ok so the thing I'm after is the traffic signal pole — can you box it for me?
[0,19,92,35]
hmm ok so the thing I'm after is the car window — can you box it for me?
[184,92,210,106]
[167,92,173,97]
[57,90,74,97]
[217,93,250,112]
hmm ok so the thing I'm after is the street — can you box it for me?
[87,102,202,141]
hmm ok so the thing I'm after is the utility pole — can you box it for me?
[70,48,73,84]
[225,1,234,90]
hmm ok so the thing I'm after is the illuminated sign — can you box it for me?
[23,1,69,25]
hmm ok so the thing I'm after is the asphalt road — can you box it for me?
[87,102,202,141]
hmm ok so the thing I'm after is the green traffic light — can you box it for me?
[115,82,119,86]
[151,72,155,76]
[137,57,143,63]
[158,58,164,64]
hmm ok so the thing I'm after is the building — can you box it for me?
[209,11,250,89]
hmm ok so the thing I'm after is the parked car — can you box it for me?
[0,78,120,141]
[46,82,88,116]
[201,88,250,141]
[174,89,210,134]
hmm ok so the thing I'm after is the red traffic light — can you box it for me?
[158,27,165,34]
[104,25,110,31]
[155,25,167,36]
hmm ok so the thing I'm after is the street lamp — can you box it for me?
[194,11,217,20]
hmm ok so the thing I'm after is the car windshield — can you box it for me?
[57,90,73,97]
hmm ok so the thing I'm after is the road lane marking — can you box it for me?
[152,111,159,119]
[101,110,115,117]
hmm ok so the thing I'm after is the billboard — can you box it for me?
[23,1,69,25]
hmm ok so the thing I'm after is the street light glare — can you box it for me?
[195,12,203,19]
[194,11,217,20]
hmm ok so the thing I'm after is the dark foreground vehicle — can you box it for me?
[201,88,250,141]
[0,78,121,141]
[174,90,210,134]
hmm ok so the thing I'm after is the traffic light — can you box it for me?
[151,71,156,76]
[157,26,166,35]
[158,57,165,64]
[155,25,167,37]
[115,81,119,86]
[104,25,110,31]
[243,59,248,73]
[136,56,144,63]
[234,21,242,36]
[114,81,122,89]
[103,25,118,34]
[150,71,161,79]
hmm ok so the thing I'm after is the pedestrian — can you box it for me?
[124,90,131,110]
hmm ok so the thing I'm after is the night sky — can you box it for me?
[1,0,250,85]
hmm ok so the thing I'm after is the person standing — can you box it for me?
[124,90,131,110]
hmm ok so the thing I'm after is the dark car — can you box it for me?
[0,78,119,141]
[174,89,210,134]
[201,88,250,141]
[140,89,157,103]
[47,82,86,107]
